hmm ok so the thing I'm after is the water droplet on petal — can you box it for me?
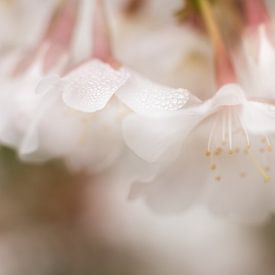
[117,71,190,115]
[62,60,130,112]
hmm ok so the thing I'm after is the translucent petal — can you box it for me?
[35,74,60,95]
[129,129,209,213]
[242,101,275,134]
[258,25,275,68]
[62,59,130,112]
[209,83,246,108]
[123,114,184,163]
[116,70,191,116]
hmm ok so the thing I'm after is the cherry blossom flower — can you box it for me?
[17,0,192,174]
[123,83,275,221]
[0,0,78,150]
[19,51,191,171]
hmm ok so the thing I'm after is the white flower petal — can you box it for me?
[35,74,60,95]
[123,114,184,163]
[116,70,192,115]
[258,25,275,68]
[209,83,246,108]
[242,101,275,134]
[19,90,60,160]
[129,130,209,213]
[62,59,130,112]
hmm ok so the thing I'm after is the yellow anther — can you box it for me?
[240,172,246,178]
[210,164,217,170]
[247,150,271,183]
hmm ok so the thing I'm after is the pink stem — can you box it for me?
[43,0,79,72]
[13,0,79,76]
[215,47,237,87]
[92,0,114,63]
[244,0,269,29]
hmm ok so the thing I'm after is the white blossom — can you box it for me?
[123,83,275,222]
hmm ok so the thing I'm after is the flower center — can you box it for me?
[204,106,272,183]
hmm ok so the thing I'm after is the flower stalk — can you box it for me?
[13,0,79,75]
[92,0,116,66]
[197,0,236,86]
[43,0,79,72]
[243,0,269,29]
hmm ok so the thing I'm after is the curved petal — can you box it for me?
[242,101,275,134]
[258,25,275,68]
[19,90,60,160]
[129,129,209,213]
[123,114,184,163]
[122,99,208,163]
[0,79,42,149]
[116,69,193,116]
[62,59,130,112]
[35,74,61,95]
[209,83,246,109]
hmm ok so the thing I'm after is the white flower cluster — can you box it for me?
[1,0,275,224]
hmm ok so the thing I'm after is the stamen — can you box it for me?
[207,116,218,153]
[222,111,226,143]
[265,135,273,152]
[247,150,270,183]
[227,109,233,153]
[236,113,251,148]
[240,171,246,178]
[92,0,114,64]
[210,164,217,170]
[204,107,273,183]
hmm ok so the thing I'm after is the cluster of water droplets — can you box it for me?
[137,87,190,113]
[62,60,130,112]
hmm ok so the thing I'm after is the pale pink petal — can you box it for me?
[62,60,130,112]
[35,74,60,95]
[117,70,192,115]
[122,108,203,163]
[209,83,246,109]
[129,129,208,213]
[242,101,275,134]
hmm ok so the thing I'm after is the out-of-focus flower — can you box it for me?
[238,25,275,99]
[19,54,192,170]
[18,0,192,173]
[0,0,79,152]
[235,0,275,99]
[0,0,56,52]
[114,24,215,100]
[113,0,215,100]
